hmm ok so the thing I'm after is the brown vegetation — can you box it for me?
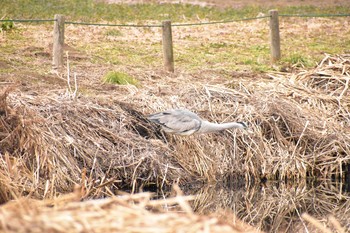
[1,9,350,231]
[0,186,262,233]
[1,54,349,200]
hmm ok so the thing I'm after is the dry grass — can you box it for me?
[1,17,350,231]
[0,185,261,233]
[0,88,180,201]
[1,54,349,202]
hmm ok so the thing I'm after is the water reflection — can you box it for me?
[180,180,350,232]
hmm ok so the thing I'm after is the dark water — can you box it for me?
[151,180,350,232]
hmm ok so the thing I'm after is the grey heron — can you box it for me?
[147,109,248,136]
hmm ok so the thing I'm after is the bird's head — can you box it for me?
[237,121,254,134]
[237,121,248,129]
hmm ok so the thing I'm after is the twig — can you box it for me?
[291,120,309,158]
[66,51,72,94]
[160,163,169,189]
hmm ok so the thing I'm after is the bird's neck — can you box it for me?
[198,121,244,133]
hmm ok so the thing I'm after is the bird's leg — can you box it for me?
[160,130,169,145]
[160,132,177,152]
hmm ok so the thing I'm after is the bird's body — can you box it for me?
[147,109,247,135]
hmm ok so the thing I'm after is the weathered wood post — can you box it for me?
[52,14,65,70]
[162,20,174,72]
[269,10,281,63]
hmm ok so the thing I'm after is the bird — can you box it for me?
[147,109,248,136]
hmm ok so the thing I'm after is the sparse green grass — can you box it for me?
[81,15,349,72]
[1,0,349,23]
[174,41,270,71]
[278,18,350,68]
[83,40,160,67]
[0,20,14,32]
[1,1,350,74]
[105,29,123,37]
[103,71,139,86]
[281,53,314,68]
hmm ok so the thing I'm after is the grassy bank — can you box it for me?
[1,1,350,72]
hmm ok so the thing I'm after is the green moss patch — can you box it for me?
[102,71,139,86]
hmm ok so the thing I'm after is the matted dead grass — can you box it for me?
[0,88,179,201]
[0,54,349,203]
[0,186,261,233]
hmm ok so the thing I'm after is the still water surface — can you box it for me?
[161,180,350,232]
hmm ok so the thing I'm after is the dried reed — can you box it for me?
[1,49,349,232]
[1,54,350,202]
[0,186,260,233]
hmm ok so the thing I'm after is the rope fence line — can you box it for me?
[1,13,349,27]
[0,19,56,23]
[279,13,350,18]
[171,16,270,27]
[0,15,271,27]
[0,14,350,27]
[1,10,349,72]
[64,21,162,27]
[65,15,271,27]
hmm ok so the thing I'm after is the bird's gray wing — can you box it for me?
[147,109,201,135]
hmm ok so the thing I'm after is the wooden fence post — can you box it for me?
[269,10,281,63]
[52,14,65,70]
[162,20,174,72]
